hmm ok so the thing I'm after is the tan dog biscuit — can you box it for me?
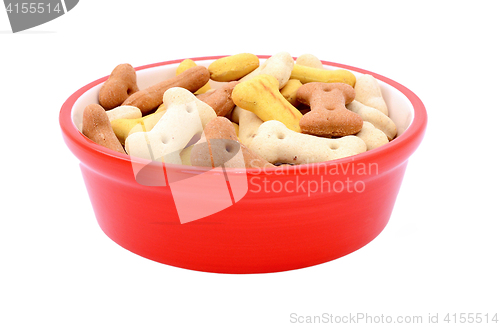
[176,59,211,94]
[296,82,363,137]
[98,64,139,110]
[196,81,239,116]
[122,66,210,115]
[191,117,272,169]
[82,104,126,154]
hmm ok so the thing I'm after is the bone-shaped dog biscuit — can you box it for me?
[231,106,264,147]
[125,88,216,164]
[232,74,303,133]
[248,120,366,165]
[356,121,389,150]
[295,54,324,69]
[82,104,126,154]
[190,117,272,168]
[105,105,142,122]
[280,79,303,107]
[346,100,397,140]
[176,59,211,94]
[290,64,356,87]
[162,87,216,127]
[297,82,363,137]
[354,74,389,116]
[239,52,294,89]
[195,81,239,117]
[208,53,260,82]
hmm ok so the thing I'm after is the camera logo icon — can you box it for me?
[130,127,248,224]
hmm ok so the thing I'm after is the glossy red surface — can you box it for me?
[60,56,427,273]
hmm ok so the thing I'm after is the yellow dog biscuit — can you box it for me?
[208,53,260,82]
[232,74,302,133]
[290,64,356,87]
[239,52,294,89]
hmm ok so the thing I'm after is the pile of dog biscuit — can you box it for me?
[81,52,398,168]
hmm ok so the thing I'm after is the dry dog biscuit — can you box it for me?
[239,52,294,89]
[295,54,323,69]
[125,88,216,164]
[176,59,212,94]
[162,87,216,127]
[356,121,389,150]
[248,120,366,165]
[346,100,397,140]
[232,74,303,133]
[231,106,264,147]
[105,105,142,122]
[122,66,210,115]
[280,79,303,107]
[82,104,126,154]
[195,81,239,117]
[208,53,260,82]
[98,64,139,110]
[190,117,272,169]
[290,64,356,87]
[354,74,389,116]
[126,108,166,138]
[111,107,166,145]
[232,122,239,136]
[296,82,363,137]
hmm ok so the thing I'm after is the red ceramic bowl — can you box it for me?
[60,55,427,274]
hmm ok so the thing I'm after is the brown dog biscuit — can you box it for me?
[98,64,139,110]
[82,104,126,154]
[296,82,363,137]
[123,66,210,115]
[196,81,239,117]
[190,117,272,169]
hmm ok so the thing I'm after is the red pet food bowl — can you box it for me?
[59,55,427,274]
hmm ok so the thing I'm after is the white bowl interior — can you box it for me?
[72,59,414,138]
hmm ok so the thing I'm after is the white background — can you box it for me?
[1,1,499,326]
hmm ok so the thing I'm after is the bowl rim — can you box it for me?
[59,55,427,176]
